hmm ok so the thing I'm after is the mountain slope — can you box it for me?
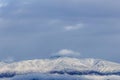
[0,57,120,78]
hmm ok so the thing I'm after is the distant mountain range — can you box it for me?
[0,57,120,80]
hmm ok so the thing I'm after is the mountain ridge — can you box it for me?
[0,57,120,78]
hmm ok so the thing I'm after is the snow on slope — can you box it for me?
[0,57,120,76]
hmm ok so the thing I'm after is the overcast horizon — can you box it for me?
[0,0,120,63]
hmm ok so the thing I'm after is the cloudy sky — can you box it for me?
[0,0,120,62]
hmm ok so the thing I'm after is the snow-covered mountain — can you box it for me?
[0,57,120,80]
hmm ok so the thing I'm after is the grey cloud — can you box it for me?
[0,0,120,62]
[1,0,120,19]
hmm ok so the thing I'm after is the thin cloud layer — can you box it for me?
[0,0,8,8]
[64,23,83,31]
[54,49,80,57]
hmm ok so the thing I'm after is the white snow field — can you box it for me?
[0,57,120,80]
